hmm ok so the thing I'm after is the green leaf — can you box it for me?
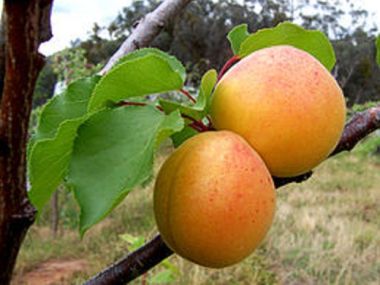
[171,125,198,148]
[159,69,217,121]
[149,270,176,284]
[89,53,186,111]
[33,76,101,142]
[115,48,186,82]
[159,99,201,120]
[376,36,380,67]
[198,69,218,113]
[28,77,100,212]
[28,120,85,210]
[227,24,250,54]
[68,106,184,235]
[160,259,180,274]
[239,22,336,71]
[120,233,146,251]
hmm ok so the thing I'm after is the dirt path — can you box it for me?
[14,259,88,285]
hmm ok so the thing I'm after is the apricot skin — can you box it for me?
[154,131,275,268]
[210,45,346,177]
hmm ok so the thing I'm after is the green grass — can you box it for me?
[15,148,380,285]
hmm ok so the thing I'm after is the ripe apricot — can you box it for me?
[210,45,346,177]
[154,131,275,268]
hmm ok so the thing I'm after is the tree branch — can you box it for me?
[100,0,192,74]
[273,105,380,187]
[330,105,380,155]
[0,1,53,284]
[84,105,380,284]
[84,235,173,285]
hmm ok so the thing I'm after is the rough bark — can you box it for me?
[0,1,53,284]
[331,105,380,155]
[84,105,380,284]
[0,12,6,101]
[100,0,193,74]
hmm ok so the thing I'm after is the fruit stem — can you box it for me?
[218,55,240,81]
[182,114,210,132]
[119,100,210,132]
[179,88,197,103]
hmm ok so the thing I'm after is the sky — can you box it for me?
[40,0,133,55]
[3,0,378,56]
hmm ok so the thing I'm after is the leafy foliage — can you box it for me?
[28,49,185,233]
[28,77,100,213]
[89,52,186,111]
[159,69,217,121]
[115,48,186,81]
[68,107,183,234]
[52,47,101,85]
[28,22,358,235]
[32,77,101,143]
[227,24,250,55]
[238,22,336,70]
[74,0,379,105]
[159,69,217,146]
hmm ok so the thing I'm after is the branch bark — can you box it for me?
[84,105,380,284]
[84,235,173,285]
[0,1,53,284]
[330,105,380,155]
[100,0,192,74]
[273,105,380,187]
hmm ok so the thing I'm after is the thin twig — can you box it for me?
[100,0,193,74]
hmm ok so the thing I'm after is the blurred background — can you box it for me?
[14,0,380,284]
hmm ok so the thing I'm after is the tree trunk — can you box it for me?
[0,1,53,284]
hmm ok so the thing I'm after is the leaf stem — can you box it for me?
[179,88,197,103]
[182,114,210,132]
[119,100,210,133]
[217,55,240,81]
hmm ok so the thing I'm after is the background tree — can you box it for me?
[39,0,378,105]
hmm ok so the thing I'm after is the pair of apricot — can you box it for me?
[154,46,346,268]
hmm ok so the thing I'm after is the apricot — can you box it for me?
[154,131,275,268]
[210,45,346,177]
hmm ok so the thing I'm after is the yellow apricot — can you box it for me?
[154,131,275,268]
[210,45,346,177]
